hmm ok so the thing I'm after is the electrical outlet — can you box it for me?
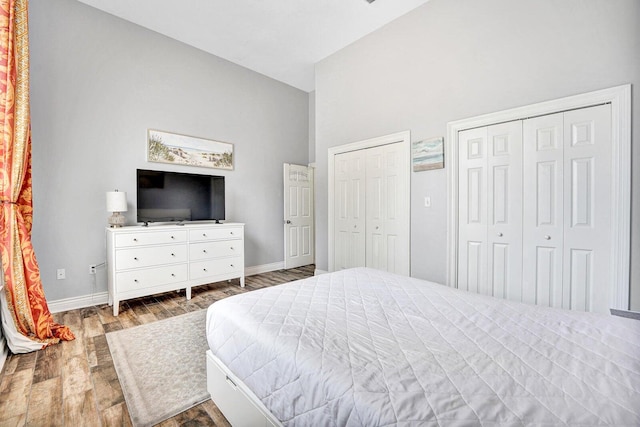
[89,264,97,275]
[56,268,66,280]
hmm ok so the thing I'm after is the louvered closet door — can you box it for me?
[458,122,522,297]
[366,143,410,275]
[334,150,366,270]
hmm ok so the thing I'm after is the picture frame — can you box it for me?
[147,129,234,170]
[412,137,444,172]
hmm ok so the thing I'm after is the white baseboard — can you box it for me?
[244,262,284,277]
[47,262,289,313]
[48,292,110,314]
[314,269,329,276]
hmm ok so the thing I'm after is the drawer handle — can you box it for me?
[230,231,234,235]
[230,264,234,268]
[225,375,237,389]
[171,235,175,239]
[134,279,139,283]
[203,268,208,272]
[203,250,207,254]
[134,257,138,261]
[133,238,138,242]
[171,253,175,257]
[230,247,234,250]
[171,273,175,277]
[202,233,207,237]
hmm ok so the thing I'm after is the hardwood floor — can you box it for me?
[0,265,315,427]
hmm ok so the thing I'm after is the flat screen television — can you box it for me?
[136,169,225,224]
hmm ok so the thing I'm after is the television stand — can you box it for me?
[106,222,245,316]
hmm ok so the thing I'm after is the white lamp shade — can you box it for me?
[106,191,128,212]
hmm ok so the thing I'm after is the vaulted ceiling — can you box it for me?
[76,0,431,92]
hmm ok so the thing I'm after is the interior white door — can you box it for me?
[365,143,410,275]
[487,121,523,300]
[457,127,488,294]
[522,113,565,307]
[334,151,366,270]
[458,122,522,297]
[562,104,612,312]
[283,164,314,269]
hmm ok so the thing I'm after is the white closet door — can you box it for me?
[562,104,611,312]
[458,127,488,294]
[523,113,564,307]
[334,150,366,270]
[459,123,522,297]
[487,121,523,300]
[365,143,410,275]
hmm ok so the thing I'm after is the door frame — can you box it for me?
[328,130,411,273]
[446,84,631,310]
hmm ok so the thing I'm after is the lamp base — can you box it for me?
[108,212,126,228]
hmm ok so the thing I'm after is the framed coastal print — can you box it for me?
[147,129,234,170]
[412,137,444,172]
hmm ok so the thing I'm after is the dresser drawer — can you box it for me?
[189,227,243,242]
[115,230,187,247]
[116,264,188,292]
[115,245,187,270]
[190,240,242,261]
[190,257,242,280]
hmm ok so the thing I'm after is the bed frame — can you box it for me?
[206,350,282,427]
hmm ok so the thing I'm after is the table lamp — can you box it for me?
[106,190,127,227]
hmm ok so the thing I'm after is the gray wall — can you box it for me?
[315,0,640,309]
[29,0,309,301]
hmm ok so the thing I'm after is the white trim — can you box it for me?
[446,84,631,310]
[244,262,285,276]
[328,130,411,272]
[47,262,288,313]
[314,269,329,275]
[48,292,110,313]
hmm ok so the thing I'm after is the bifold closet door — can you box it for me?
[365,143,410,275]
[334,150,366,270]
[523,104,611,312]
[458,121,523,297]
[333,142,410,275]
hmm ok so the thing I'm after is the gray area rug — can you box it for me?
[106,310,209,427]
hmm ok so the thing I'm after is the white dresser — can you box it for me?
[106,223,244,316]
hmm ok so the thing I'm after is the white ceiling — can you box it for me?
[76,0,430,92]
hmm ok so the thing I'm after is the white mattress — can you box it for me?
[206,267,640,426]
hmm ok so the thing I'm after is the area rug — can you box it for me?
[106,310,209,427]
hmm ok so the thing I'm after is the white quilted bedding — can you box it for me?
[206,267,640,426]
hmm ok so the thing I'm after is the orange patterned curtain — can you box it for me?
[0,0,74,352]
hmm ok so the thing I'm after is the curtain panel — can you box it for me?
[0,0,74,352]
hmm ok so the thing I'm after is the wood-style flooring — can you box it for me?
[0,265,315,426]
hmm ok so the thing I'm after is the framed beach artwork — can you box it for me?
[412,137,444,172]
[147,129,234,170]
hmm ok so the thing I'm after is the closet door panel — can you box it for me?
[523,113,564,307]
[334,151,366,270]
[563,104,611,312]
[458,128,488,293]
[365,143,410,275]
[487,121,523,300]
[366,147,385,270]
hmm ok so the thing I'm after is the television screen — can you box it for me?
[136,169,225,223]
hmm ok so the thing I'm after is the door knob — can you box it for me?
[497,232,503,237]
[544,235,551,240]
[285,220,292,224]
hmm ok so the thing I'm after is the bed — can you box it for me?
[205,267,640,426]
